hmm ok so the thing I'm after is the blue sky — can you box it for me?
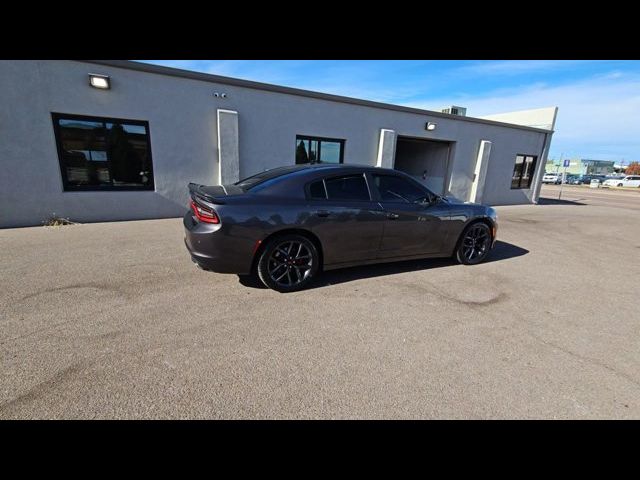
[141,60,640,164]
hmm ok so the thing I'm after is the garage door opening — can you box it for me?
[394,137,453,195]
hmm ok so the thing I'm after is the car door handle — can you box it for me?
[316,210,330,218]
[387,213,400,220]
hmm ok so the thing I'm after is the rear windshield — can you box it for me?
[234,166,302,191]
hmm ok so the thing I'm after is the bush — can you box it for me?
[43,214,78,227]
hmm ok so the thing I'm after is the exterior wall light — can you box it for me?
[426,122,437,131]
[89,74,110,89]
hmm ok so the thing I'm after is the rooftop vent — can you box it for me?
[441,105,467,117]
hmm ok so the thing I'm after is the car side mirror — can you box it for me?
[419,195,438,206]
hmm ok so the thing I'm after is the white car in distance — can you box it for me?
[542,173,562,184]
[603,175,640,187]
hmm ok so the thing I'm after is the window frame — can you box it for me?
[295,135,345,165]
[510,153,538,190]
[51,112,155,192]
[305,173,372,202]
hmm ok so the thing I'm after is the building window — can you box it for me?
[295,135,344,165]
[511,154,538,189]
[52,113,154,191]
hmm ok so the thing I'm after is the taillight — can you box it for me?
[190,199,220,224]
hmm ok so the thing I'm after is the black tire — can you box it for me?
[617,183,623,187]
[455,222,492,265]
[257,234,320,292]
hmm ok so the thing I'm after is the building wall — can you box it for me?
[0,60,553,228]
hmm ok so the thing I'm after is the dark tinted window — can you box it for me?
[325,174,370,201]
[309,180,326,199]
[53,113,154,191]
[511,154,537,189]
[296,135,345,164]
[373,174,428,203]
[235,166,303,190]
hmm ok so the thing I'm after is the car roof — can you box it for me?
[256,163,399,178]
[237,163,409,196]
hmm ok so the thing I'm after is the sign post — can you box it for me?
[558,158,570,200]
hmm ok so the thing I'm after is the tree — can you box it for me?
[295,140,309,164]
[625,161,640,175]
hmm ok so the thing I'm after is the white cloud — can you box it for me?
[455,60,592,76]
[408,74,640,162]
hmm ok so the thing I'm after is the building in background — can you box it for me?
[545,158,615,175]
[0,60,557,228]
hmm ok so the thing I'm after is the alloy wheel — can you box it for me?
[267,240,313,288]
[461,225,490,262]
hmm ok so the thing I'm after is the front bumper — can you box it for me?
[491,222,498,248]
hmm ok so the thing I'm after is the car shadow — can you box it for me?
[237,240,529,290]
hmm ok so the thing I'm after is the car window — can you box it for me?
[372,174,428,203]
[324,174,370,201]
[234,166,301,190]
[308,180,326,199]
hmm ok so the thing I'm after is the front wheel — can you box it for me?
[617,183,623,187]
[257,234,320,292]
[455,223,492,265]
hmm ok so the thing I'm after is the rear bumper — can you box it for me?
[183,212,254,275]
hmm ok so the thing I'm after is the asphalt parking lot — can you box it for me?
[1,185,639,419]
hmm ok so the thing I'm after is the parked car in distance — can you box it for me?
[183,164,498,292]
[571,174,607,185]
[603,175,640,187]
[562,174,579,184]
[602,175,625,187]
[542,173,562,184]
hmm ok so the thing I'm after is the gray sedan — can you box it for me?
[184,164,498,292]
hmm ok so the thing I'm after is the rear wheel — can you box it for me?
[456,223,492,265]
[257,234,319,292]
[618,183,623,187]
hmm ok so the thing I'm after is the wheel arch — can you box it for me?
[251,228,324,274]
[453,217,495,255]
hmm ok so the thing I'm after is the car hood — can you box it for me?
[443,194,471,205]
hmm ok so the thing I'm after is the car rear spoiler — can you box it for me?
[188,183,228,205]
